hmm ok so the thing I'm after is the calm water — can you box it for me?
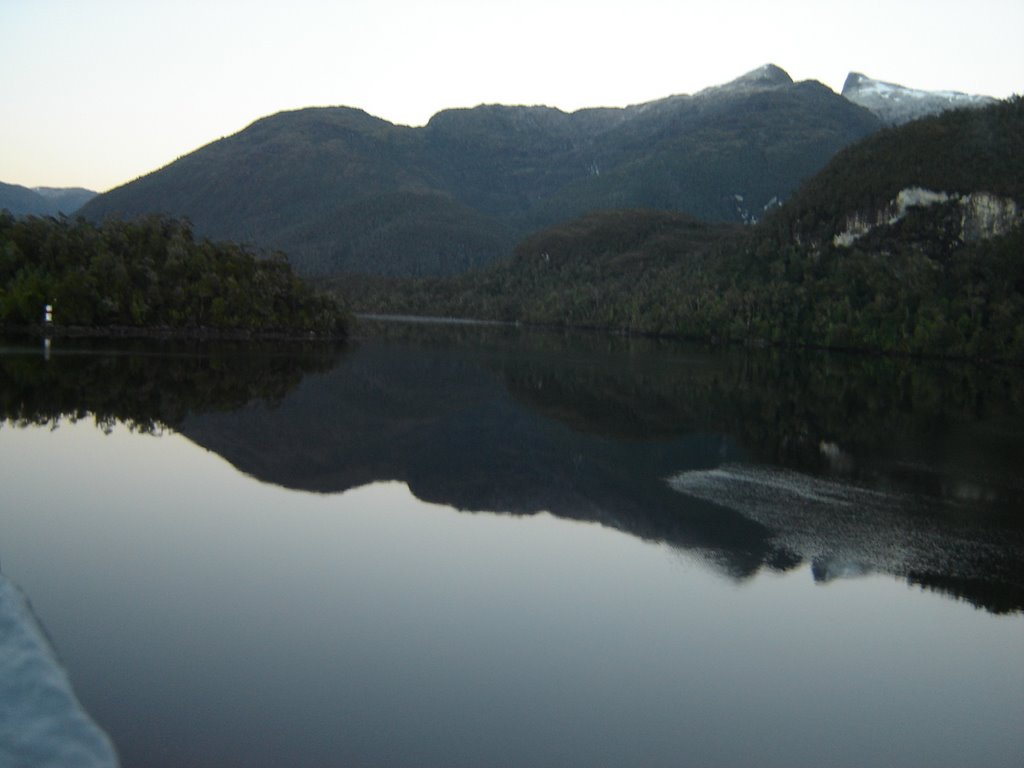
[1,325,1022,767]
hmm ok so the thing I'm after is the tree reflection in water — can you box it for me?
[3,325,1022,613]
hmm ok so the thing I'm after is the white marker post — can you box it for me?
[43,303,54,360]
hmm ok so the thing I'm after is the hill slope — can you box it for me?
[79,65,880,277]
[0,182,96,216]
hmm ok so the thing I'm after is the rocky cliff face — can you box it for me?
[960,192,1022,241]
[833,187,1022,247]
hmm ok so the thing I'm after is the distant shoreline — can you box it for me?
[352,313,1024,367]
[356,313,515,328]
[1,324,344,342]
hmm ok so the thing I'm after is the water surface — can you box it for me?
[1,327,1022,767]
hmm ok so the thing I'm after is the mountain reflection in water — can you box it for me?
[3,325,1023,613]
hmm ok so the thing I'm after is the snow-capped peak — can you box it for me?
[736,63,794,87]
[692,64,795,102]
[842,72,996,125]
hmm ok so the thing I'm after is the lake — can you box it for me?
[1,323,1022,767]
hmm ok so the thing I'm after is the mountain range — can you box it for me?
[50,66,998,281]
[77,64,895,277]
[340,96,1024,360]
[0,182,95,217]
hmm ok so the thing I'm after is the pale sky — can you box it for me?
[2,0,1021,192]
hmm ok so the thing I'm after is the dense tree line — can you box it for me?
[337,206,1024,361]
[0,213,348,335]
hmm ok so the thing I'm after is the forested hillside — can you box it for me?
[763,97,1024,243]
[337,98,1024,361]
[337,210,744,330]
[79,66,880,277]
[0,213,347,336]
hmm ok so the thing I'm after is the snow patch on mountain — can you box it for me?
[730,192,784,224]
[698,63,794,99]
[628,64,796,122]
[842,72,996,125]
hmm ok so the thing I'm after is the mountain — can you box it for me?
[842,72,997,125]
[338,98,1024,361]
[0,182,96,216]
[78,65,881,277]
